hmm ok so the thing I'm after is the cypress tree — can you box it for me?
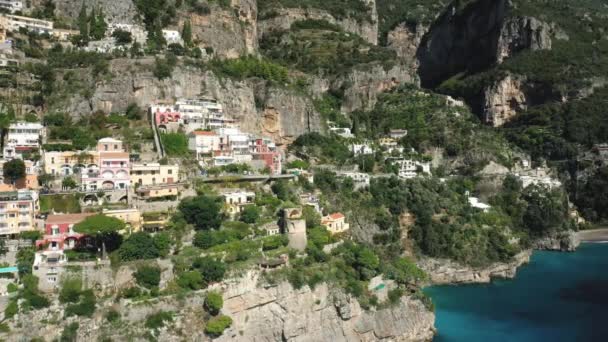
[182,20,193,47]
[77,2,89,41]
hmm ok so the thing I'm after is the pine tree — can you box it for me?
[182,20,193,48]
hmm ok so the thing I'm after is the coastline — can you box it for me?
[418,250,533,285]
[577,227,608,242]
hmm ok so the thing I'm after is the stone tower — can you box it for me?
[283,207,307,252]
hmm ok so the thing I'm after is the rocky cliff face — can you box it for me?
[387,23,429,70]
[534,230,580,252]
[483,74,527,126]
[418,250,532,285]
[31,0,139,24]
[337,63,417,113]
[184,0,258,58]
[496,16,565,63]
[417,0,510,87]
[64,58,321,145]
[214,271,435,342]
[257,0,379,45]
[416,0,561,88]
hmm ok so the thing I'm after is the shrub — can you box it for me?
[134,265,161,289]
[204,291,223,315]
[176,270,205,290]
[145,311,174,330]
[64,290,96,317]
[6,282,18,293]
[262,235,288,251]
[59,278,83,303]
[59,322,79,342]
[118,232,160,261]
[4,300,18,319]
[204,315,232,337]
[193,257,226,283]
[105,309,121,323]
[161,132,189,156]
[179,195,223,230]
[119,286,142,299]
[239,205,260,224]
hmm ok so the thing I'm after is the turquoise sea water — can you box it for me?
[425,243,608,342]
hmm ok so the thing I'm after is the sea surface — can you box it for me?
[425,243,608,342]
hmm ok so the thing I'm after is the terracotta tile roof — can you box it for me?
[45,213,94,225]
[329,213,345,220]
[192,131,217,136]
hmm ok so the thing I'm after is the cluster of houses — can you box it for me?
[0,120,182,240]
[151,98,283,175]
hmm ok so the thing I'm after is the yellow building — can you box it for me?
[321,213,350,235]
[103,208,142,233]
[43,150,100,177]
[131,163,179,187]
[0,190,39,237]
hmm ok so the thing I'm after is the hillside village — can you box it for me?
[0,0,604,340]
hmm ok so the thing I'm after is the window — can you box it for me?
[168,169,173,174]
[65,158,68,163]
[114,144,118,150]
[104,144,108,151]
[51,157,55,164]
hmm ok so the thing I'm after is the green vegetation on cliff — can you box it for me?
[260,20,397,76]
[258,0,372,22]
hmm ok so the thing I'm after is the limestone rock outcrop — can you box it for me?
[483,74,527,126]
[62,59,321,146]
[185,0,258,58]
[387,23,428,69]
[215,272,436,342]
[31,0,139,24]
[417,0,562,88]
[534,230,580,252]
[418,250,532,285]
[496,16,564,63]
[336,63,417,113]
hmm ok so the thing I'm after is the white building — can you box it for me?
[3,122,44,159]
[188,131,220,159]
[395,159,431,179]
[351,143,373,155]
[468,196,491,212]
[162,29,182,44]
[389,129,408,139]
[329,127,354,139]
[175,98,234,130]
[0,1,23,14]
[339,172,370,189]
[222,190,255,215]
[5,14,53,35]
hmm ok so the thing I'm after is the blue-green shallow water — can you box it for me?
[424,243,608,342]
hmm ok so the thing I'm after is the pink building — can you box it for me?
[151,104,181,127]
[81,138,130,191]
[251,138,282,175]
[36,213,94,251]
